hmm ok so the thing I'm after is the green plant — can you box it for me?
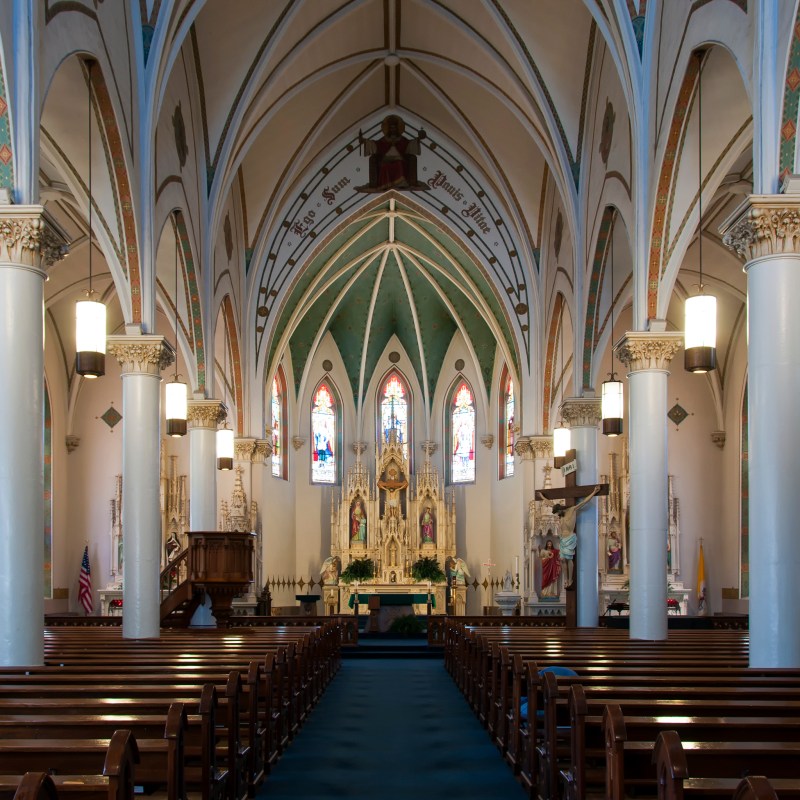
[339,557,375,584]
[390,614,425,635]
[411,556,446,583]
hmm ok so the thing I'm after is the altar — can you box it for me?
[341,583,445,614]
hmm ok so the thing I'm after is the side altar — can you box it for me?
[322,432,466,615]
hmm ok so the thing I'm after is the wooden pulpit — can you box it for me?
[187,531,255,627]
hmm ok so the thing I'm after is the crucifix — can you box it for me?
[536,448,608,627]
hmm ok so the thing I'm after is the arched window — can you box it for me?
[378,371,411,462]
[450,379,476,483]
[500,368,515,479]
[311,381,338,484]
[271,367,287,480]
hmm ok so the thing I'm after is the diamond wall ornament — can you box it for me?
[667,403,688,426]
[100,405,122,430]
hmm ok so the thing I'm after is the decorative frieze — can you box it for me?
[560,397,602,428]
[0,206,68,270]
[721,195,800,261]
[614,332,683,372]
[186,400,227,429]
[107,335,175,376]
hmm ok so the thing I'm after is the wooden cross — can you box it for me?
[536,449,609,627]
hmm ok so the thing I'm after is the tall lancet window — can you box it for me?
[500,368,515,479]
[311,381,338,484]
[379,371,410,462]
[271,367,287,480]
[450,379,476,484]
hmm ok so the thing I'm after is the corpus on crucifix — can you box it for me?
[536,448,608,626]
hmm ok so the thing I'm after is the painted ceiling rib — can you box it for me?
[356,247,390,428]
[296,249,384,408]
[394,248,431,429]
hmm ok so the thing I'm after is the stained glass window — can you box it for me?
[271,368,286,479]
[451,380,475,483]
[311,382,337,484]
[380,372,410,461]
[502,371,515,478]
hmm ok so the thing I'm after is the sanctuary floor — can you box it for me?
[257,655,525,799]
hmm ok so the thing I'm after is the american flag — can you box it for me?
[78,545,93,615]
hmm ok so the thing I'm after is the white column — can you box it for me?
[723,197,800,666]
[187,400,226,529]
[561,398,602,627]
[0,208,66,665]
[616,332,682,641]
[108,336,174,639]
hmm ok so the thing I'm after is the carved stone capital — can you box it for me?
[721,195,800,261]
[106,335,175,376]
[515,435,552,460]
[187,399,227,429]
[711,430,726,449]
[614,332,683,372]
[422,441,438,457]
[480,434,495,449]
[292,435,306,451]
[560,397,602,428]
[0,206,68,271]
[253,439,273,463]
[352,442,367,457]
[65,435,80,454]
[234,438,257,461]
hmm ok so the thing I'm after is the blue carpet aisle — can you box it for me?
[257,657,525,799]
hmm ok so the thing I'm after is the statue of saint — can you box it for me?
[420,504,435,544]
[502,570,514,593]
[539,539,561,597]
[357,115,427,192]
[320,556,341,585]
[607,530,622,573]
[350,498,367,543]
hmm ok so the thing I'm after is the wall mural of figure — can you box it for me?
[350,497,367,544]
[320,555,341,585]
[539,539,561,597]
[420,504,436,544]
[357,115,428,192]
[607,529,623,573]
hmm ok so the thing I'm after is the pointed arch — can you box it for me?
[271,365,288,480]
[543,292,566,432]
[376,368,412,465]
[447,376,476,485]
[220,295,244,434]
[499,364,515,480]
[311,377,341,485]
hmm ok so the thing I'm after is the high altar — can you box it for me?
[324,432,466,615]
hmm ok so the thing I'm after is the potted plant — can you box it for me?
[339,557,375,584]
[410,556,446,583]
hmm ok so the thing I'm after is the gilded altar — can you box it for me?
[324,432,465,615]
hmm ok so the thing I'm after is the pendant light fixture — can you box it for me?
[217,325,234,471]
[75,59,107,379]
[165,213,187,437]
[552,306,570,458]
[685,51,717,374]
[602,217,623,436]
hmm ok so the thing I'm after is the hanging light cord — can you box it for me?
[174,215,180,381]
[87,60,93,296]
[697,52,704,293]
[609,217,616,380]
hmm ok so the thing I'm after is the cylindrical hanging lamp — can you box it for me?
[75,59,106,379]
[553,423,570,458]
[165,213,187,436]
[217,426,234,471]
[684,51,717,374]
[601,216,624,436]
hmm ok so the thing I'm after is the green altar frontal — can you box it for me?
[348,593,435,608]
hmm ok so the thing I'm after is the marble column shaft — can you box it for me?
[107,336,174,639]
[723,196,800,667]
[0,208,67,666]
[187,401,226,530]
[615,332,682,641]
[560,398,602,627]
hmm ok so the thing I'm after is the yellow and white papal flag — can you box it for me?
[696,542,707,616]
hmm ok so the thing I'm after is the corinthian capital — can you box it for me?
[253,439,273,463]
[721,195,800,261]
[234,438,256,461]
[187,399,227,429]
[614,332,683,372]
[560,397,602,428]
[107,335,175,376]
[0,206,68,270]
[515,435,553,460]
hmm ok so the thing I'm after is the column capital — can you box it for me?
[560,397,602,428]
[0,206,68,270]
[515,435,552,460]
[721,194,800,261]
[234,438,256,461]
[253,439,273,463]
[614,331,683,372]
[187,399,227,429]
[107,335,175,376]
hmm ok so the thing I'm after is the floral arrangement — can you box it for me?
[109,599,123,608]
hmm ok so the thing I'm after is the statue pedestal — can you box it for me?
[494,591,521,616]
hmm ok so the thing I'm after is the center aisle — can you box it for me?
[258,657,525,799]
